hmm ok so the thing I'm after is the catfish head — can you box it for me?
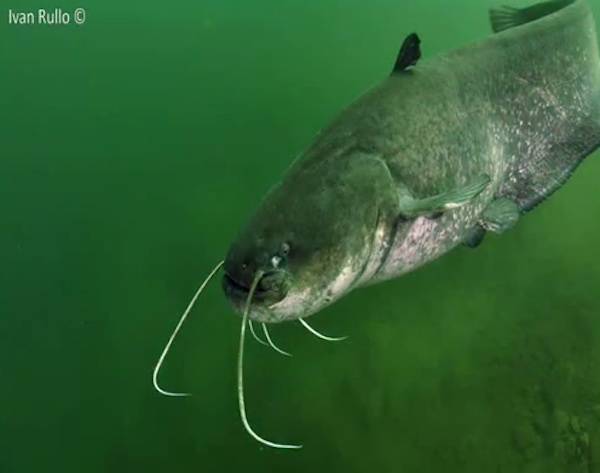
[223,152,399,323]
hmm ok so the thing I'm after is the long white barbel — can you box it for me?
[152,260,224,397]
[299,317,348,342]
[238,270,302,449]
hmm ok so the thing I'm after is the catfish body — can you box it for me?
[223,0,600,322]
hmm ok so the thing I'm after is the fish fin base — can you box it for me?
[489,0,575,33]
[480,198,520,233]
[392,33,421,74]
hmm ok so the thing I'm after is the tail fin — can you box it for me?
[489,0,575,33]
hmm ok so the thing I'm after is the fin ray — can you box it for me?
[489,0,576,33]
[481,198,520,233]
[398,174,491,218]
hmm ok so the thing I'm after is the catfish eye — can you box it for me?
[270,242,291,268]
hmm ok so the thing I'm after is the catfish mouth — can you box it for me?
[223,270,290,308]
[223,272,270,302]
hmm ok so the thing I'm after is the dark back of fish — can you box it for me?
[486,0,600,211]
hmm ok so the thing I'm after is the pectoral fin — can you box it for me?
[398,174,491,219]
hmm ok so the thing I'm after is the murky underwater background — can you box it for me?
[2,0,600,471]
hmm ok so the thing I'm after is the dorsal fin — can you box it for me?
[392,33,421,74]
[489,0,575,33]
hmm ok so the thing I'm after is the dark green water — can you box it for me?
[2,0,600,471]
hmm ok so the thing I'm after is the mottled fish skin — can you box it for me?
[223,0,600,323]
[306,0,600,285]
